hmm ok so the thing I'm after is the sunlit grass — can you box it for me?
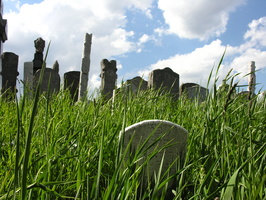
[0,57,265,199]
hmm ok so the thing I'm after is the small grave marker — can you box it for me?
[119,120,188,198]
[33,67,60,94]
[64,71,80,101]
[181,83,209,102]
[148,67,179,100]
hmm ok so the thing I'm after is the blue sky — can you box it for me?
[2,0,266,93]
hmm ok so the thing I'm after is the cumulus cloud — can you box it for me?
[3,0,153,91]
[139,16,266,89]
[158,0,246,40]
[244,17,266,47]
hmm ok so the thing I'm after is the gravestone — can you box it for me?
[24,62,33,87]
[33,37,45,74]
[79,33,92,100]
[0,0,8,90]
[248,61,256,95]
[125,76,148,93]
[148,67,179,100]
[0,52,19,100]
[181,83,209,102]
[119,120,188,198]
[180,83,198,95]
[33,67,60,94]
[100,59,117,101]
[64,71,80,101]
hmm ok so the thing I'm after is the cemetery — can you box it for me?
[0,2,265,199]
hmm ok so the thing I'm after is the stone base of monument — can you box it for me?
[119,120,188,199]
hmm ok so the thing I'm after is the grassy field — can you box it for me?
[0,65,265,199]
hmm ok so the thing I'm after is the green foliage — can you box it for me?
[0,58,265,199]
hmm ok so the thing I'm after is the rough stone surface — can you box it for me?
[24,62,33,86]
[248,61,256,95]
[182,83,209,102]
[100,59,117,101]
[64,71,80,102]
[120,120,188,197]
[79,33,92,100]
[53,60,59,73]
[33,68,60,94]
[148,67,179,100]
[180,83,198,95]
[0,52,19,100]
[0,0,8,90]
[33,37,45,74]
[125,76,148,93]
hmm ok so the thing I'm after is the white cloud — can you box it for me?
[138,34,149,44]
[3,0,153,90]
[139,17,266,89]
[244,17,266,47]
[158,0,246,40]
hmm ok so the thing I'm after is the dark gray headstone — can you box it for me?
[0,52,19,100]
[33,68,60,94]
[0,0,7,54]
[181,83,209,102]
[119,120,188,198]
[100,59,117,101]
[148,67,179,100]
[33,37,45,74]
[124,76,147,93]
[180,83,198,95]
[0,0,8,92]
[64,71,80,101]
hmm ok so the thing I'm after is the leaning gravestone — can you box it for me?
[148,67,179,100]
[119,120,188,198]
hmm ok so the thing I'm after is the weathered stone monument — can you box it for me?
[0,0,8,91]
[148,67,179,100]
[119,120,188,198]
[24,62,34,88]
[124,76,148,93]
[33,64,60,95]
[248,61,256,95]
[180,83,198,94]
[33,37,45,74]
[100,59,117,101]
[181,83,209,102]
[78,33,92,100]
[0,52,19,100]
[64,71,80,101]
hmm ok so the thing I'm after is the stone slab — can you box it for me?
[119,119,188,197]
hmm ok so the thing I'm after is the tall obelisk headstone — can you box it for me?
[78,33,92,100]
[248,61,256,95]
[0,0,7,90]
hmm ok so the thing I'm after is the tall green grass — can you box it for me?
[0,58,265,199]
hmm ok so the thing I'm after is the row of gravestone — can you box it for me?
[0,56,208,102]
[100,59,209,102]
